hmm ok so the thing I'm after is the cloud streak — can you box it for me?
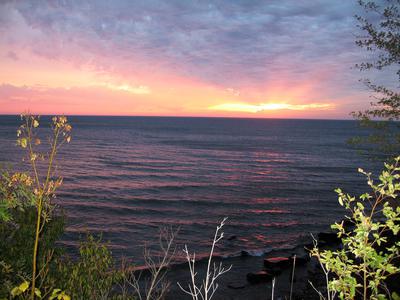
[209,102,334,113]
[99,83,151,95]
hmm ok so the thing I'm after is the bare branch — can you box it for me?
[177,218,231,300]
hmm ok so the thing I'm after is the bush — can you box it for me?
[0,205,65,298]
[56,234,124,300]
[0,115,72,298]
[310,157,400,300]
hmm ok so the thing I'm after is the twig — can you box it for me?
[289,254,296,300]
[177,218,232,300]
[271,277,276,300]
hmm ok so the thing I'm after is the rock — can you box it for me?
[318,232,341,244]
[264,257,290,269]
[246,271,273,284]
[264,257,291,275]
[227,281,246,289]
[240,250,250,257]
[264,266,283,276]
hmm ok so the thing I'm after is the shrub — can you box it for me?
[310,157,400,300]
[56,234,124,300]
[0,204,65,298]
[0,115,71,299]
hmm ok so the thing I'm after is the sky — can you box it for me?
[0,0,389,119]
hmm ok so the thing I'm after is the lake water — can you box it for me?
[0,116,380,263]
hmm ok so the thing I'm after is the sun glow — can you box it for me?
[209,102,334,113]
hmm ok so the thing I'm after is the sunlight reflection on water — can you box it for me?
[0,116,380,262]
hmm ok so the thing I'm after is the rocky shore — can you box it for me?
[133,217,398,300]
[162,230,343,300]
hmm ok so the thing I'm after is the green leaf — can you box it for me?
[11,281,29,297]
[392,292,400,300]
[0,207,11,222]
[50,289,62,300]
[19,138,27,148]
[60,294,71,300]
[10,287,20,297]
[34,288,42,298]
[19,281,29,292]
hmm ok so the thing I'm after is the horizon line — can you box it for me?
[0,113,356,121]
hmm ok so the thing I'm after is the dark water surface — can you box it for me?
[0,116,380,263]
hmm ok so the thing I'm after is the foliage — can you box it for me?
[0,205,65,298]
[56,234,124,300]
[0,115,72,299]
[15,115,72,299]
[0,170,39,291]
[56,229,179,300]
[0,171,35,222]
[310,157,400,300]
[350,0,400,156]
[48,289,71,300]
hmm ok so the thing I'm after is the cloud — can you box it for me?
[0,0,389,118]
[0,83,157,115]
[6,51,18,61]
[209,102,334,113]
[0,0,365,90]
[98,83,151,95]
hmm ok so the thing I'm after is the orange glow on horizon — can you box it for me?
[0,39,349,119]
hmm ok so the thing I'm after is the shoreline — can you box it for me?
[165,249,309,299]
[134,233,340,300]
